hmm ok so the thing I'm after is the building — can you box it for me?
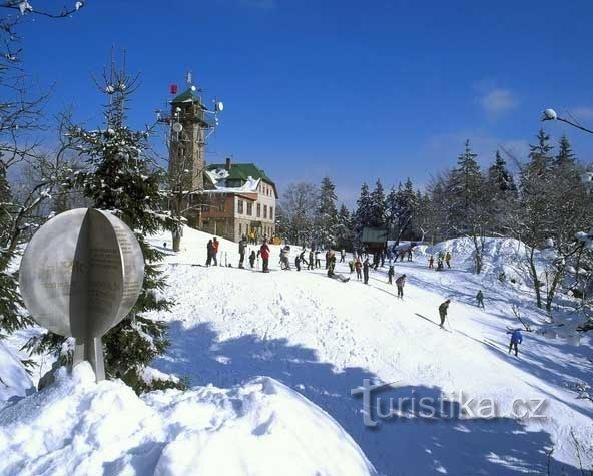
[165,84,277,243]
[200,158,277,243]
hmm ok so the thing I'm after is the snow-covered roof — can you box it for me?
[204,168,261,193]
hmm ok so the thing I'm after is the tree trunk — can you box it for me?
[528,246,542,308]
[471,233,483,274]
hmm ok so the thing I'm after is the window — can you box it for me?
[238,199,244,214]
[257,203,261,217]
[264,205,267,219]
[239,223,242,235]
[270,206,273,220]
[246,202,253,216]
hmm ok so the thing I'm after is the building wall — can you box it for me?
[198,180,277,243]
[233,181,276,242]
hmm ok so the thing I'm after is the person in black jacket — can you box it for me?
[238,238,246,269]
[206,240,214,267]
[363,258,370,284]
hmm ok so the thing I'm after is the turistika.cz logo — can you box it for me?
[351,379,548,427]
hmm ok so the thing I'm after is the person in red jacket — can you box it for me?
[260,239,270,273]
[212,237,219,266]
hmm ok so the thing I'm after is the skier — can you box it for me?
[380,251,385,268]
[349,260,355,274]
[428,255,434,269]
[476,290,485,309]
[238,238,246,269]
[355,258,363,281]
[212,237,219,266]
[327,249,337,277]
[373,252,380,270]
[280,246,290,270]
[445,251,452,269]
[395,274,406,299]
[407,248,413,262]
[248,250,256,268]
[205,240,214,267]
[388,265,395,285]
[295,254,301,272]
[507,329,523,356]
[436,257,444,271]
[260,239,270,273]
[315,250,321,269]
[309,249,315,270]
[439,299,451,328]
[340,249,346,263]
[300,249,309,268]
[363,258,370,284]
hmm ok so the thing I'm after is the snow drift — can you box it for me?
[0,340,34,407]
[0,363,375,476]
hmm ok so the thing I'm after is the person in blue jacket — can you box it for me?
[508,329,523,356]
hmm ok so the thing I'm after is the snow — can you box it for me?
[205,168,261,193]
[2,226,593,474]
[0,363,374,475]
[0,340,34,407]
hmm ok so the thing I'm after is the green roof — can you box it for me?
[207,163,275,185]
[171,88,206,107]
[206,162,277,197]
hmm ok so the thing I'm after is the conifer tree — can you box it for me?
[314,177,338,247]
[26,58,182,393]
[0,164,33,337]
[369,179,387,228]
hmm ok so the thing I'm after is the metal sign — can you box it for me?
[19,208,145,381]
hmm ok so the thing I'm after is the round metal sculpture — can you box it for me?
[19,208,145,381]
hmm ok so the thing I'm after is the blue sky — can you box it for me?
[18,0,593,206]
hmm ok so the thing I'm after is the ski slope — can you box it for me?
[145,227,593,475]
[2,225,592,475]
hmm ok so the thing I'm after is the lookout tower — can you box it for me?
[167,77,216,191]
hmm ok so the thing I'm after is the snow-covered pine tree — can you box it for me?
[519,129,556,307]
[353,182,373,248]
[336,203,353,250]
[369,179,387,228]
[446,140,489,272]
[26,58,183,393]
[314,177,338,248]
[486,150,517,235]
[0,163,33,337]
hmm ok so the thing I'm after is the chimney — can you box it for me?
[225,157,232,171]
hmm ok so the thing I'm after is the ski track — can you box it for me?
[70,230,593,474]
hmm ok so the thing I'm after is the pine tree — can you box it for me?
[519,129,556,307]
[353,182,373,249]
[446,140,484,235]
[26,58,183,393]
[336,204,353,250]
[0,163,34,337]
[555,135,576,167]
[314,177,338,248]
[369,179,387,228]
[486,151,517,235]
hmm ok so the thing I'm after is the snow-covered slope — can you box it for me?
[0,363,375,475]
[146,227,593,475]
[3,226,592,475]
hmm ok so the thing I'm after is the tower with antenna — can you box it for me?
[162,72,222,192]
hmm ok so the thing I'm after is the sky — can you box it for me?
[16,0,593,206]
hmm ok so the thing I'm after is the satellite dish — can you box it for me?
[215,101,224,112]
[172,122,183,133]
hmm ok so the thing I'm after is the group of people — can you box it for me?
[428,251,452,271]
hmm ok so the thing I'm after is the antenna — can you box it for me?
[186,71,192,86]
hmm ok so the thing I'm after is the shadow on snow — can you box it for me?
[154,321,581,475]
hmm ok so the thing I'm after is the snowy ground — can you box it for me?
[145,228,593,475]
[2,226,593,475]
